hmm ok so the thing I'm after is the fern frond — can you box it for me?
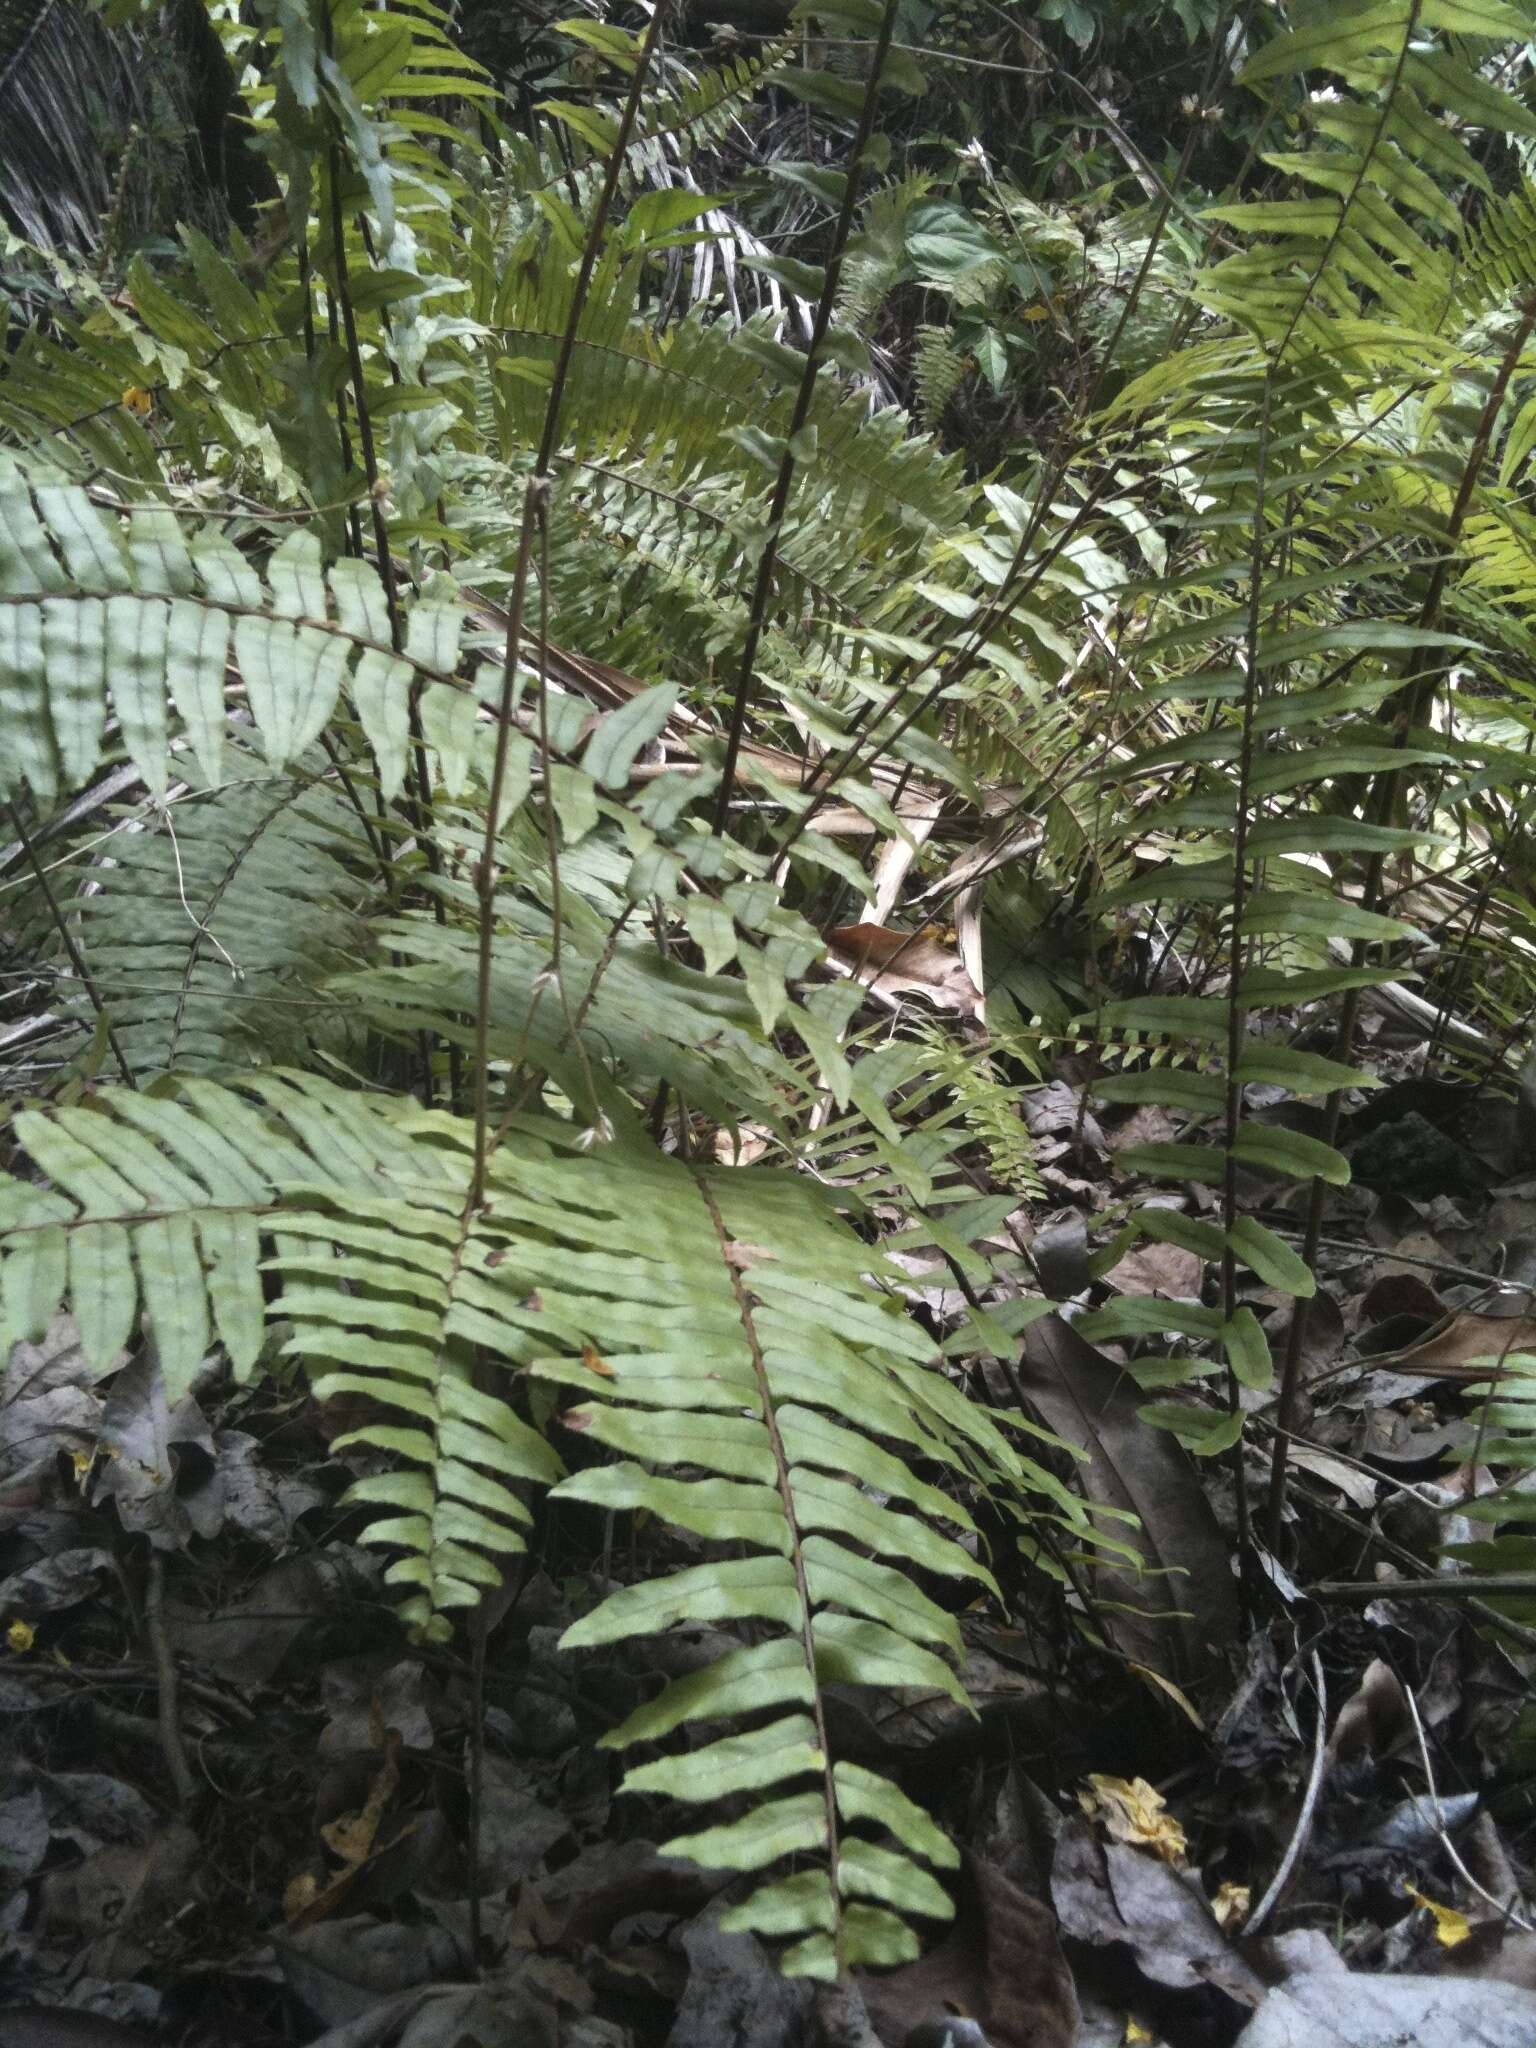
[914,323,965,429]
[0,453,463,807]
[538,1154,1005,1975]
[0,1070,1088,1967]
[1200,0,1535,356]
[13,757,377,1082]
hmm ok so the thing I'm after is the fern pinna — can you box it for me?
[0,1066,1085,1972]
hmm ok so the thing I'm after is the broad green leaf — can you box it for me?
[3,1223,67,1347]
[1095,997,1228,1043]
[1231,1123,1350,1185]
[68,1221,136,1373]
[1139,1401,1244,1457]
[1132,1208,1226,1262]
[601,1639,817,1749]
[1077,1297,1223,1342]
[721,1871,836,1939]
[1229,1217,1315,1298]
[1116,1142,1226,1185]
[1236,1045,1378,1093]
[1223,1307,1273,1390]
[1095,1068,1224,1114]
[134,1213,210,1401]
[666,1792,827,1872]
[584,682,679,789]
[623,1717,823,1801]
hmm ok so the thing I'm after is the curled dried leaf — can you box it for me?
[1078,1775,1188,1866]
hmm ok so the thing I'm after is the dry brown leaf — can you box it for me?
[713,1123,771,1167]
[1286,1443,1379,1511]
[1107,1104,1180,1155]
[825,922,983,1018]
[1357,1270,1446,1325]
[1105,1241,1203,1300]
[287,1726,405,1928]
[858,1854,1079,2048]
[1389,1312,1536,1378]
[1327,1659,1407,1765]
[1016,1316,1240,1686]
[722,1240,776,1271]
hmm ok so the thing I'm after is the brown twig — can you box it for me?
[145,1553,196,1810]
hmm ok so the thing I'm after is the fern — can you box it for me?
[1045,0,1536,1483]
[0,1067,1095,1969]
[908,1016,1042,1198]
[914,321,965,427]
[12,755,377,1082]
[0,456,474,803]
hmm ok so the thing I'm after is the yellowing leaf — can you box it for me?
[1212,1881,1250,1929]
[122,386,154,417]
[7,1619,34,1653]
[1079,1774,1187,1865]
[1125,2023,1156,2045]
[1128,1662,1205,1731]
[1403,1882,1471,1947]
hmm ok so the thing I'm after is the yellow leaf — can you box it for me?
[1079,1774,1187,1865]
[1125,2023,1156,2044]
[7,1619,34,1653]
[121,386,154,417]
[1021,303,1051,323]
[1212,1881,1250,1929]
[1403,1882,1471,1947]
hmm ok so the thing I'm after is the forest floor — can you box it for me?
[5,1021,1536,2048]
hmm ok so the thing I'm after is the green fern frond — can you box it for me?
[0,453,464,808]
[538,1154,1005,1975]
[14,757,377,1082]
[914,322,965,428]
[908,1017,1042,1198]
[1199,0,1536,356]
[1461,177,1536,316]
[0,1069,1084,1965]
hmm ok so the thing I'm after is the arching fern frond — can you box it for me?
[1201,0,1536,357]
[13,757,377,1082]
[0,1068,1095,1969]
[532,1151,1015,1976]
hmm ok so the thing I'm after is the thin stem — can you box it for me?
[326,155,402,646]
[712,0,900,833]
[1222,371,1274,1577]
[322,38,454,1104]
[466,1603,487,1966]
[146,1552,196,1810]
[467,0,670,1213]
[1244,1652,1326,1936]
